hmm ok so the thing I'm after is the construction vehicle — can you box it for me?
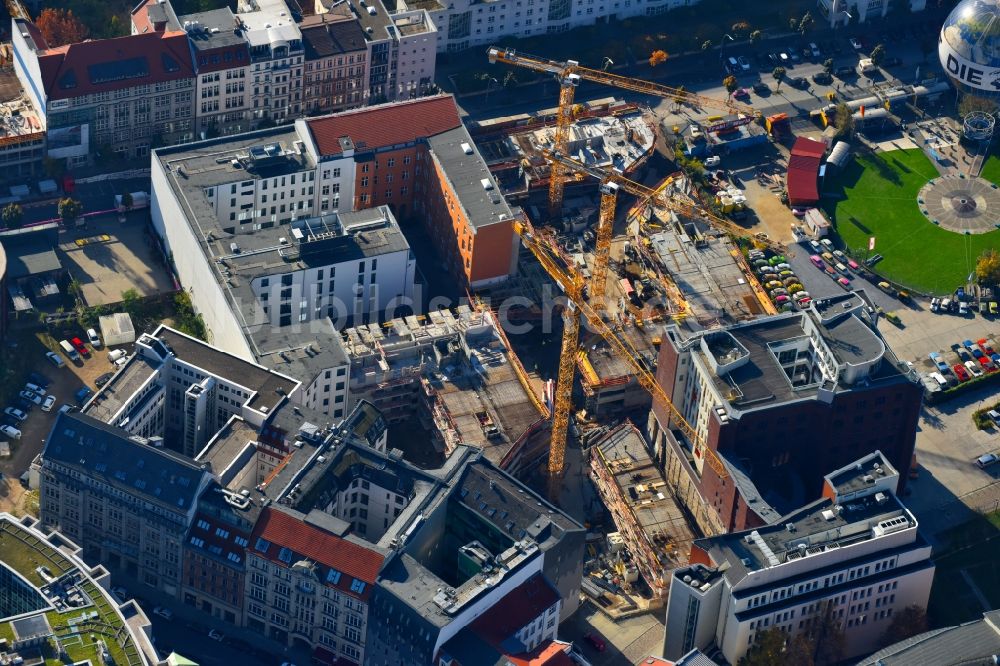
[477,411,502,439]
[487,46,760,216]
[514,216,728,519]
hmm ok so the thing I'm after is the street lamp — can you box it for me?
[602,57,614,71]
[484,76,499,105]
[720,33,734,64]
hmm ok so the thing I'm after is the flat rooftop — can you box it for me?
[580,322,664,384]
[648,224,761,326]
[427,126,514,231]
[704,491,914,587]
[393,11,434,36]
[0,515,146,666]
[827,451,897,497]
[83,356,159,424]
[594,425,697,566]
[178,8,245,50]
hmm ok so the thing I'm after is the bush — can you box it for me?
[932,368,1000,404]
[973,401,1000,430]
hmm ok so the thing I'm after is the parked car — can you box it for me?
[737,56,751,71]
[86,328,102,348]
[24,382,47,396]
[929,352,950,374]
[930,297,940,312]
[976,453,998,469]
[153,607,173,620]
[849,37,863,50]
[953,364,970,382]
[835,65,856,78]
[808,239,822,252]
[752,82,770,95]
[959,302,970,316]
[584,632,607,652]
[0,424,21,440]
[809,42,821,58]
[979,339,995,355]
[70,337,90,357]
[46,351,65,368]
[789,76,808,89]
[988,409,1000,425]
[4,407,27,422]
[19,390,43,405]
[812,71,832,85]
[966,360,984,378]
[41,395,56,412]
[837,277,851,289]
[208,629,224,642]
[95,372,115,388]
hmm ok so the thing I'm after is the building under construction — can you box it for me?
[341,306,551,474]
[589,422,697,600]
[471,97,656,202]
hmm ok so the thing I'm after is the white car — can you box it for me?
[0,424,21,440]
[46,351,65,368]
[19,390,43,405]
[24,383,46,395]
[86,328,102,349]
[208,629,224,642]
[4,407,27,422]
[41,395,57,412]
[808,240,822,252]
[966,360,984,378]
[153,607,173,620]
[704,156,721,167]
[850,37,863,50]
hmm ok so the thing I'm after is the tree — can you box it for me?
[120,288,141,316]
[799,11,815,35]
[1,203,23,229]
[649,49,669,67]
[121,191,133,211]
[741,627,786,666]
[976,249,1000,285]
[810,601,846,665]
[108,14,125,37]
[823,58,834,74]
[731,21,751,36]
[42,156,66,181]
[789,16,799,31]
[785,634,815,666]
[870,44,886,67]
[502,71,518,89]
[881,605,929,647]
[35,8,89,47]
[724,75,739,99]
[959,93,998,116]
[749,30,762,45]
[772,66,786,91]
[57,197,83,223]
[834,101,855,139]
[701,40,713,51]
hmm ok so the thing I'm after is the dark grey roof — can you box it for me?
[43,411,209,513]
[858,610,1000,666]
[178,9,246,50]
[251,319,349,386]
[301,16,367,59]
[1,230,61,279]
[427,127,514,231]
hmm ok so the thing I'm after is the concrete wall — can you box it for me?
[151,156,255,359]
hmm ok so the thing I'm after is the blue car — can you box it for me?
[929,352,950,374]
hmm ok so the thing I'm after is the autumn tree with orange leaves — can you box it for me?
[35,8,89,48]
[649,50,668,67]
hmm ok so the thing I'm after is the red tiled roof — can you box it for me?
[307,94,462,156]
[470,574,560,646]
[786,137,826,206]
[250,507,384,600]
[507,643,575,666]
[37,30,195,101]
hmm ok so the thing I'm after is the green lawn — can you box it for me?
[979,154,1000,185]
[822,149,1000,295]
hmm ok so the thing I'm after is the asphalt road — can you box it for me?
[785,239,903,312]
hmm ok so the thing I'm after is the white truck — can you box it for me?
[115,191,149,212]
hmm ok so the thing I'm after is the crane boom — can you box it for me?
[590,181,619,304]
[488,47,760,118]
[514,218,730,484]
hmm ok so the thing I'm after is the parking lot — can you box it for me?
[0,328,133,507]
[59,211,174,307]
[874,303,1000,528]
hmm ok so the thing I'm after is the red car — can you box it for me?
[978,338,995,355]
[980,355,996,372]
[953,364,970,382]
[584,632,606,652]
[70,336,90,357]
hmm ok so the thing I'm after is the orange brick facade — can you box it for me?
[349,143,515,288]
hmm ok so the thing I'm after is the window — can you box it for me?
[197,519,210,530]
[215,527,230,539]
[278,547,293,563]
[349,579,366,594]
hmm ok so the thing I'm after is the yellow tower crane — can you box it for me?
[487,46,760,216]
[516,216,729,512]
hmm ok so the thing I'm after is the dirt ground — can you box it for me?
[60,214,175,307]
[0,327,133,513]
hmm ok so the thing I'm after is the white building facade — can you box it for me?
[663,452,935,664]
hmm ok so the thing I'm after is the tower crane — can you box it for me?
[487,46,760,216]
[516,215,729,517]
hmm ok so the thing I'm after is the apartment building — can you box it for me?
[817,0,925,27]
[39,411,214,596]
[183,10,253,138]
[244,506,385,664]
[301,13,369,114]
[237,0,305,124]
[662,452,935,664]
[12,18,196,164]
[397,0,698,53]
[647,292,923,536]
[306,94,517,288]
